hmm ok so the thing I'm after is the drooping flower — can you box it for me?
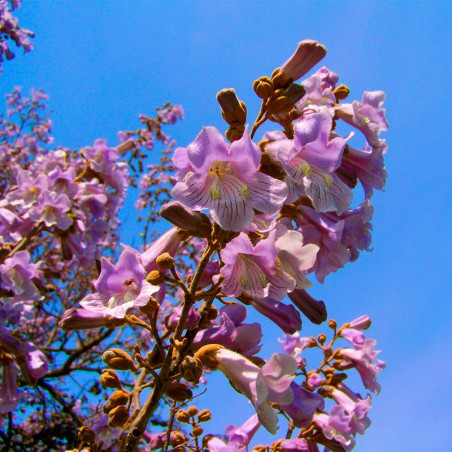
[172,126,287,231]
[80,246,160,318]
[195,345,297,433]
[0,358,23,413]
[208,414,261,452]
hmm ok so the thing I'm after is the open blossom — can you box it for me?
[0,250,42,302]
[0,358,23,413]
[335,91,388,147]
[220,232,277,299]
[80,246,160,318]
[267,108,352,214]
[28,190,73,230]
[196,345,297,433]
[172,126,287,231]
[208,414,260,452]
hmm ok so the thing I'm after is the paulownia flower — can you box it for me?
[80,246,159,318]
[172,126,287,231]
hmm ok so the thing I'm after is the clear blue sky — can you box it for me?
[2,1,452,451]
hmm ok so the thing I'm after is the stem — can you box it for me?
[162,401,177,452]
[121,244,215,451]
[250,101,268,139]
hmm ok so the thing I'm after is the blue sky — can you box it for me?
[2,1,452,451]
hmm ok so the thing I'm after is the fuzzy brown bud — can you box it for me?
[192,426,204,437]
[146,270,165,285]
[100,369,122,390]
[165,382,193,401]
[206,305,218,321]
[108,405,129,428]
[197,409,212,422]
[156,252,174,270]
[104,316,127,329]
[187,405,199,416]
[327,319,337,330]
[217,88,247,125]
[103,390,129,414]
[179,355,203,383]
[334,84,350,101]
[317,334,327,344]
[176,409,190,423]
[253,76,274,99]
[78,426,96,444]
[226,123,245,142]
[194,344,224,369]
[102,348,137,372]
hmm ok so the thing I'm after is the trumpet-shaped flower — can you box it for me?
[80,246,160,318]
[172,126,287,231]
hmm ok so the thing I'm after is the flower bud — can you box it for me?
[156,252,174,270]
[333,84,350,101]
[104,316,127,329]
[253,76,274,99]
[179,355,203,383]
[108,405,129,428]
[102,348,137,372]
[160,202,211,238]
[288,289,327,325]
[192,426,204,437]
[267,84,306,114]
[197,409,212,422]
[317,334,327,344]
[78,426,95,444]
[176,409,190,423]
[216,88,247,125]
[194,344,224,369]
[146,270,165,285]
[165,382,193,401]
[103,389,129,414]
[275,40,327,88]
[226,124,245,142]
[187,405,198,416]
[206,305,218,321]
[349,315,372,330]
[100,369,122,389]
[327,319,337,330]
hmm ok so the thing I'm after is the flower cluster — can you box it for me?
[0,39,387,452]
[0,0,34,71]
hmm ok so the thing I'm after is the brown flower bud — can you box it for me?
[226,124,245,142]
[216,88,247,125]
[108,404,129,428]
[103,389,129,414]
[176,409,190,423]
[253,76,274,99]
[192,426,204,437]
[156,252,174,270]
[317,334,327,344]
[139,296,159,316]
[197,409,212,422]
[187,405,198,416]
[333,84,350,101]
[237,292,254,305]
[102,348,137,372]
[179,355,203,383]
[100,369,122,390]
[327,319,337,330]
[165,382,193,401]
[194,344,224,369]
[267,84,306,114]
[146,270,165,285]
[78,426,96,444]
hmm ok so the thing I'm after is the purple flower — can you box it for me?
[59,307,115,331]
[267,109,352,214]
[0,250,42,302]
[172,126,287,231]
[335,91,388,147]
[198,346,297,433]
[0,358,23,413]
[208,414,260,452]
[80,246,160,318]
[6,170,49,207]
[28,191,73,230]
[194,304,262,356]
[220,232,277,299]
[288,289,327,325]
[339,339,385,394]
